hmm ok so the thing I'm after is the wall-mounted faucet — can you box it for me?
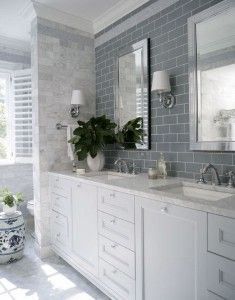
[197,163,221,186]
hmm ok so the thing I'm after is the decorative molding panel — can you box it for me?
[93,0,150,34]
[33,2,93,35]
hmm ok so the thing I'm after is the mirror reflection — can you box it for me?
[115,39,150,150]
[196,7,235,142]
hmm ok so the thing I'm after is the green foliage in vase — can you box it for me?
[68,115,117,161]
[115,117,144,149]
[0,188,24,207]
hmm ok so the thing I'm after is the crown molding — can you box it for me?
[0,35,30,52]
[32,1,93,35]
[93,0,150,34]
[19,1,36,23]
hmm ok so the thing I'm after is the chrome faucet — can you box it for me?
[199,163,221,186]
[114,159,129,173]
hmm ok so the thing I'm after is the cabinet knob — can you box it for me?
[161,207,168,213]
[77,183,81,188]
[111,243,117,248]
[110,219,116,224]
[112,269,117,274]
[110,193,115,197]
[56,233,61,237]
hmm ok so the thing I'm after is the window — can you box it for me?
[0,72,11,162]
[0,69,32,164]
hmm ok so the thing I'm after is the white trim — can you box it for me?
[33,1,93,36]
[0,35,30,53]
[94,0,150,34]
[95,0,178,47]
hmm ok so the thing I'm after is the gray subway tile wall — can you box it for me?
[95,0,233,182]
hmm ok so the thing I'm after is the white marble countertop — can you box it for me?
[49,170,235,219]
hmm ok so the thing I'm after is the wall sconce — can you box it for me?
[70,89,85,118]
[151,70,175,109]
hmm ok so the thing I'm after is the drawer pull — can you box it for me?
[56,233,61,238]
[56,215,59,219]
[110,219,116,224]
[111,243,117,248]
[219,229,235,247]
[77,183,81,188]
[219,269,235,290]
[110,193,115,197]
[161,207,168,213]
[55,178,59,182]
[112,269,117,274]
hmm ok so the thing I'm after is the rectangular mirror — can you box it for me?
[114,39,150,150]
[188,0,235,151]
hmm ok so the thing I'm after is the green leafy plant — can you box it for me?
[0,188,23,207]
[116,117,144,149]
[69,115,117,160]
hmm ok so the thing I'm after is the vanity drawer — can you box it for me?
[98,188,134,223]
[98,212,135,251]
[51,192,70,216]
[99,235,135,279]
[207,252,235,300]
[99,259,135,300]
[50,175,71,198]
[51,211,69,249]
[208,214,235,261]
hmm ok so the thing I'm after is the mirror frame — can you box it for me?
[188,0,235,151]
[114,38,150,150]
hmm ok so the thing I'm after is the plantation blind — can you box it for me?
[13,69,32,162]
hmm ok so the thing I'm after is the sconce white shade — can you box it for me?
[71,90,85,106]
[151,70,171,93]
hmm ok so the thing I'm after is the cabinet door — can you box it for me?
[135,196,207,300]
[71,181,98,276]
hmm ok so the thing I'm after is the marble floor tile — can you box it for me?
[0,234,110,300]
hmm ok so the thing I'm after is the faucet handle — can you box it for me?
[132,162,137,175]
[226,171,235,188]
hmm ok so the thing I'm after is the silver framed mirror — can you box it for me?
[188,0,235,151]
[114,38,150,150]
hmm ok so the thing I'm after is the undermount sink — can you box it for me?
[152,182,232,202]
[83,171,135,181]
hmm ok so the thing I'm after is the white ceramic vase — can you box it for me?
[87,151,105,172]
[2,204,17,215]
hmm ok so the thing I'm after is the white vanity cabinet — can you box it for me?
[71,181,98,276]
[207,213,235,300]
[135,196,207,300]
[49,172,235,300]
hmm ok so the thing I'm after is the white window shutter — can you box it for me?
[13,69,32,163]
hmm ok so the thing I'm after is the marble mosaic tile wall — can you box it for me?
[95,0,235,182]
[31,17,96,256]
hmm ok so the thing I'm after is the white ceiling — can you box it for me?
[0,0,31,42]
[0,0,149,48]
